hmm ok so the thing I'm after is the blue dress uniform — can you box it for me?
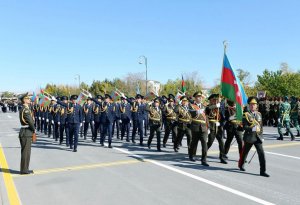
[92,95,103,142]
[92,94,115,148]
[143,99,149,137]
[120,97,132,142]
[57,95,82,152]
[128,94,145,145]
[112,101,121,139]
[47,103,55,138]
[59,96,69,146]
[52,100,61,141]
[82,99,95,140]
[39,105,46,133]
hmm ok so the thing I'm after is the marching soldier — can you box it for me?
[188,92,209,166]
[120,96,131,142]
[173,96,192,152]
[238,96,269,177]
[162,94,178,147]
[91,94,116,148]
[82,98,95,140]
[52,98,60,141]
[112,99,121,139]
[59,96,69,146]
[206,94,227,164]
[128,94,145,146]
[277,96,294,140]
[224,100,244,158]
[92,95,103,142]
[18,93,35,174]
[55,95,83,152]
[146,97,163,151]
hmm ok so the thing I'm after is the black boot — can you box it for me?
[277,134,283,140]
[260,172,270,177]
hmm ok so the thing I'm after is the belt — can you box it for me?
[209,120,219,123]
[166,117,176,120]
[21,125,29,128]
[192,119,206,124]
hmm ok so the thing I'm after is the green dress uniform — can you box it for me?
[290,96,300,137]
[19,94,35,174]
[277,96,294,140]
[238,97,269,177]
[173,96,192,152]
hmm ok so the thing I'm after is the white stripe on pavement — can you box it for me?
[7,115,12,119]
[112,145,275,205]
[265,151,300,160]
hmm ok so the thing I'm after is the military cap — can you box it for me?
[96,95,103,100]
[19,92,30,102]
[284,96,289,101]
[61,96,68,101]
[180,96,188,101]
[227,99,235,106]
[247,96,258,104]
[153,97,160,103]
[168,94,175,102]
[105,94,112,100]
[208,94,219,100]
[193,91,203,98]
[135,94,143,99]
[70,95,78,100]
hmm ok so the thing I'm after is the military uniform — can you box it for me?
[92,95,103,142]
[112,100,121,139]
[146,98,163,151]
[18,93,35,174]
[162,94,178,147]
[82,99,95,140]
[188,92,209,166]
[59,96,69,145]
[206,94,227,164]
[224,100,244,157]
[290,96,300,137]
[52,100,60,141]
[56,95,83,152]
[128,94,145,145]
[120,97,132,142]
[238,97,269,177]
[277,96,294,140]
[173,96,192,152]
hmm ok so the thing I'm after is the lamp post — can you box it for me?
[139,55,148,94]
[75,74,81,89]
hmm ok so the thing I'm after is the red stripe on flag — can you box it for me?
[221,67,235,85]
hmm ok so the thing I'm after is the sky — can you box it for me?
[0,0,300,92]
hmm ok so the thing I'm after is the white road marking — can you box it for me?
[7,115,12,119]
[112,145,275,205]
[265,151,300,160]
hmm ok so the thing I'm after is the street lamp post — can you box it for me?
[75,74,81,89]
[139,55,148,94]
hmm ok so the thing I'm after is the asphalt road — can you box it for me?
[0,111,299,205]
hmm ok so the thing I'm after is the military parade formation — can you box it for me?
[0,87,298,178]
[5,88,299,178]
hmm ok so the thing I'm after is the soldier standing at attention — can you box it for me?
[19,93,35,174]
[238,97,269,177]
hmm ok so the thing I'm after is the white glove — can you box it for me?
[121,93,126,99]
[229,116,236,121]
[197,109,204,114]
[262,138,264,142]
[88,93,92,98]
[58,122,60,125]
[252,126,257,132]
[92,121,95,124]
[278,118,281,123]
[80,123,82,127]
[207,129,210,135]
[38,117,41,120]
[51,96,57,101]
[46,119,49,122]
[216,122,220,127]
[83,121,85,123]
[42,118,45,120]
[51,120,54,124]
[119,120,122,123]
[216,103,220,108]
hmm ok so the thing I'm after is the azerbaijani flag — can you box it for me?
[39,94,50,107]
[181,75,186,93]
[221,54,248,121]
[76,92,88,106]
[110,90,120,101]
[31,92,38,103]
